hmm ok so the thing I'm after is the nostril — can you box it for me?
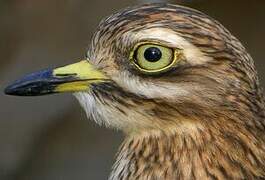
[54,73,77,77]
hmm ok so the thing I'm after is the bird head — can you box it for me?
[5,4,261,135]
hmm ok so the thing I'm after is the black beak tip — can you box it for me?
[4,85,13,95]
[4,69,55,96]
[4,84,19,96]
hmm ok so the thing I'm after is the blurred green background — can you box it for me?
[1,0,264,179]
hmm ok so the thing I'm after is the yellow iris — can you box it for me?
[130,43,180,74]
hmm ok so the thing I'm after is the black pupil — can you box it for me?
[144,47,162,62]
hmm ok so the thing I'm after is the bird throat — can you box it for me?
[109,126,265,180]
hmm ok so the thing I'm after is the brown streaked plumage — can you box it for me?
[4,3,265,180]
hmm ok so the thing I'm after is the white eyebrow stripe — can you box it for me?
[135,28,213,65]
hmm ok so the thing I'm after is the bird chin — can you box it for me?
[73,92,105,126]
[73,91,123,129]
[73,91,146,132]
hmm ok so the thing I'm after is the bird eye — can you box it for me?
[130,43,179,73]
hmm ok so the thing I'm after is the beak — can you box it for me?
[4,60,108,96]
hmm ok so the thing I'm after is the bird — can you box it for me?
[4,3,265,180]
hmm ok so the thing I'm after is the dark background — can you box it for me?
[1,0,264,179]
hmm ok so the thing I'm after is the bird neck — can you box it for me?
[109,126,265,180]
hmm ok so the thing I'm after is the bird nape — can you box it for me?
[4,3,265,180]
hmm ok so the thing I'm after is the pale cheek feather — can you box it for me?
[112,71,191,100]
[135,28,213,65]
[73,92,103,125]
[74,92,152,130]
[74,92,119,127]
